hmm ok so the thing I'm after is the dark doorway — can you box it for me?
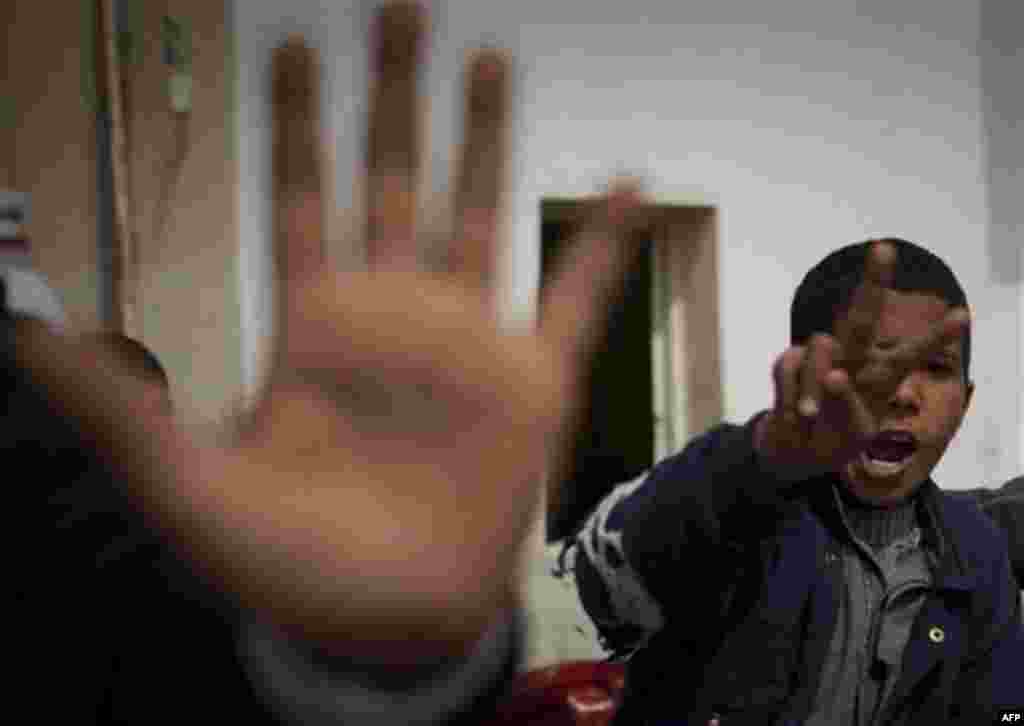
[539,201,654,543]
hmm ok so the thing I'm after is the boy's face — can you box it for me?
[840,291,973,506]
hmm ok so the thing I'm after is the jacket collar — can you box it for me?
[915,479,980,593]
[807,477,978,594]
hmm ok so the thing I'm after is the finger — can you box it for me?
[822,368,875,444]
[364,1,426,268]
[797,334,839,419]
[858,306,970,394]
[835,240,895,368]
[773,346,806,425]
[539,182,650,371]
[888,306,969,372]
[448,49,510,294]
[272,38,326,327]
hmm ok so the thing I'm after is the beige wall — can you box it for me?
[6,1,100,329]
[5,0,241,427]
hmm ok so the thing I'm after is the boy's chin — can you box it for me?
[841,454,928,507]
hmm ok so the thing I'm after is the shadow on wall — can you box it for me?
[980,0,1022,285]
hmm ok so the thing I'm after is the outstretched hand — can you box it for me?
[755,240,969,481]
[16,1,649,659]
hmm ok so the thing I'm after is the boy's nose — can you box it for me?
[886,371,923,413]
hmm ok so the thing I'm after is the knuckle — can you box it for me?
[781,347,804,374]
[809,333,839,361]
[808,332,831,348]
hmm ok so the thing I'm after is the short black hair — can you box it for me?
[790,238,970,380]
[85,331,170,389]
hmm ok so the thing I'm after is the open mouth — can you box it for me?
[860,430,918,478]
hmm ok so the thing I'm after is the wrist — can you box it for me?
[287,579,519,668]
[752,410,813,483]
[753,411,782,467]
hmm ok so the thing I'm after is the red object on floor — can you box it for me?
[485,660,626,726]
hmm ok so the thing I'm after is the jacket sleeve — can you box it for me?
[571,415,801,657]
[951,522,1024,722]
[952,478,1023,591]
[982,491,1024,591]
[237,610,523,726]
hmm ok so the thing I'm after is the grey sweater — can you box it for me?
[804,486,933,726]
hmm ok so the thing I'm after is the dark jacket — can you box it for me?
[574,419,1023,726]
[963,477,1024,589]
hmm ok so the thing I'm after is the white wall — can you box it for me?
[979,0,1023,487]
[235,0,1023,489]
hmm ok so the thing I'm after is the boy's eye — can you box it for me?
[927,360,955,376]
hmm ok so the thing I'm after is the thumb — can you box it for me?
[822,368,875,452]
